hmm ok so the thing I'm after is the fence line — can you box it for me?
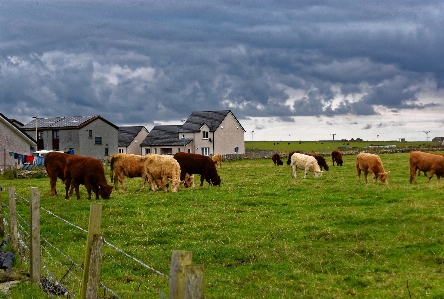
[2,187,204,298]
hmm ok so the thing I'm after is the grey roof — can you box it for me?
[118,126,147,147]
[141,125,192,147]
[22,115,118,130]
[180,110,232,132]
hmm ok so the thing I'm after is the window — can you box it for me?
[118,148,124,153]
[202,147,210,156]
[53,130,59,139]
[187,148,191,153]
[234,147,239,153]
[154,148,157,154]
[95,137,102,144]
[105,148,109,156]
[202,131,208,139]
[178,148,181,152]
[145,148,151,155]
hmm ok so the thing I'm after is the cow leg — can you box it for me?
[356,168,361,183]
[64,176,72,199]
[364,172,369,184]
[304,167,308,178]
[74,181,81,200]
[291,165,297,178]
[113,172,119,190]
[426,170,436,183]
[49,174,58,196]
[120,174,128,191]
[409,166,417,184]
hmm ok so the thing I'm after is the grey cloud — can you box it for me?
[1,0,443,125]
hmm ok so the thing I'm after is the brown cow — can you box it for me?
[409,151,444,184]
[331,150,343,166]
[64,155,113,200]
[44,151,70,196]
[272,153,283,166]
[356,152,389,184]
[174,152,221,186]
[110,153,148,191]
[212,154,223,167]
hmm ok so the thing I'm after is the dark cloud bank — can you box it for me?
[0,0,443,128]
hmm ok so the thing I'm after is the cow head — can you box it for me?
[184,173,195,188]
[99,184,113,199]
[277,160,283,166]
[338,159,343,166]
[211,175,221,186]
[378,172,389,184]
[170,179,181,192]
[314,170,323,178]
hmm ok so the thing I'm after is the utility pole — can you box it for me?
[424,131,430,142]
[32,116,38,149]
[332,134,336,141]
[251,131,254,141]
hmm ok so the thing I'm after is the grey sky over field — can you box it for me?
[1,0,443,141]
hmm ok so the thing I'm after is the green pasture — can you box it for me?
[1,150,444,298]
[246,140,437,153]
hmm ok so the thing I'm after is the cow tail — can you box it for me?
[110,156,115,183]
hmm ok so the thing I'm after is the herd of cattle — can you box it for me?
[43,152,222,200]
[42,149,443,200]
[273,149,444,185]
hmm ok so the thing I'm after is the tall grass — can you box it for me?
[1,151,444,298]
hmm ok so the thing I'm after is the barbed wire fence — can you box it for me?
[1,188,203,299]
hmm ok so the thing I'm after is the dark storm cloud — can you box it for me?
[0,0,443,126]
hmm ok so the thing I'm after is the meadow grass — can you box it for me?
[1,151,444,298]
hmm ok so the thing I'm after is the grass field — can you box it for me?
[1,149,444,298]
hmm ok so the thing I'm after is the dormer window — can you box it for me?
[202,131,209,139]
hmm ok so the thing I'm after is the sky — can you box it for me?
[1,1,443,142]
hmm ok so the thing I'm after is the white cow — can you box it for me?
[291,153,323,179]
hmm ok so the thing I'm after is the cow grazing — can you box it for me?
[110,153,148,191]
[174,152,221,186]
[355,152,389,184]
[272,153,283,166]
[331,150,343,166]
[409,151,444,184]
[290,152,323,179]
[212,154,223,167]
[144,154,182,192]
[64,155,113,200]
[44,151,70,196]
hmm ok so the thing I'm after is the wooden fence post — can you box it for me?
[81,203,102,299]
[7,187,18,252]
[30,187,41,285]
[0,186,4,238]
[86,234,104,299]
[184,264,204,299]
[170,250,192,299]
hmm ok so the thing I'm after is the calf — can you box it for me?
[290,152,323,179]
[144,154,182,192]
[174,152,221,186]
[110,153,147,191]
[331,150,343,166]
[409,151,444,183]
[355,152,388,184]
[212,154,223,167]
[64,155,113,200]
[272,153,283,166]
